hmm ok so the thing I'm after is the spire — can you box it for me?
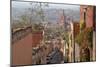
[59,9,66,26]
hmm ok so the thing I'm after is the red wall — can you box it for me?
[86,6,94,28]
[73,22,80,38]
[80,5,95,28]
[12,33,33,66]
[32,31,43,47]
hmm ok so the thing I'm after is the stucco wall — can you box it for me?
[12,33,33,66]
[32,31,43,47]
[80,5,95,28]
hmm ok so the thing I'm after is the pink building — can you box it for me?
[12,26,33,66]
[80,5,96,30]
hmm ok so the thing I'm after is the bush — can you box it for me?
[85,27,93,48]
[80,20,85,31]
[75,27,93,48]
[75,30,84,46]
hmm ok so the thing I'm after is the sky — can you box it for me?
[12,1,80,10]
[12,1,80,23]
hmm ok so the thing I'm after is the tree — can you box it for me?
[75,31,84,46]
[84,27,93,48]
[32,23,44,31]
[29,2,49,23]
[19,14,30,26]
[75,27,93,62]
[80,20,85,31]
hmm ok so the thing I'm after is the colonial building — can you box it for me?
[80,5,96,61]
[80,5,96,30]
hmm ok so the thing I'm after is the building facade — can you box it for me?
[80,5,96,61]
[80,5,96,30]
[12,26,33,66]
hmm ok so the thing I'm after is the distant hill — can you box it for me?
[12,7,80,24]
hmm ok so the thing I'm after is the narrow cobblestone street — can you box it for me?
[46,48,64,64]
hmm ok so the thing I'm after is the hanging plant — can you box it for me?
[75,27,93,48]
[80,20,85,31]
[85,27,93,48]
[75,30,84,46]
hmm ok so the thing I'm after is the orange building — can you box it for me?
[12,26,33,66]
[80,5,96,61]
[80,5,96,30]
